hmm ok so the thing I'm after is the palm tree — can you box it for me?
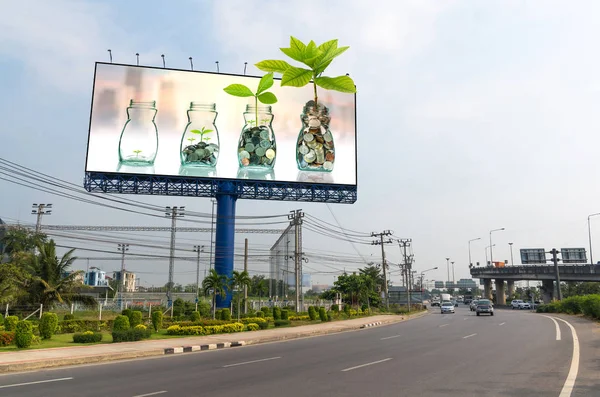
[28,240,89,305]
[202,269,227,319]
[230,270,252,321]
[256,278,268,309]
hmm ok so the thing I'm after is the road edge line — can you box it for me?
[540,315,561,340]
[551,316,580,397]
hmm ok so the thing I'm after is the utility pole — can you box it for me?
[451,261,455,283]
[117,243,129,310]
[372,231,393,310]
[397,239,413,311]
[165,206,185,308]
[288,210,305,313]
[193,245,204,311]
[209,199,216,272]
[551,248,562,300]
[244,238,248,314]
[31,203,52,233]
[508,242,514,266]
[445,257,450,283]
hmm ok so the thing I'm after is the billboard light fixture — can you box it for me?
[189,57,193,70]
[161,54,165,68]
[215,61,219,73]
[136,53,139,66]
[107,49,112,63]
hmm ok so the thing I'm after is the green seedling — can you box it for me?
[255,37,356,108]
[261,117,270,125]
[190,126,213,142]
[248,119,256,127]
[224,73,278,127]
[133,149,142,157]
[187,137,196,145]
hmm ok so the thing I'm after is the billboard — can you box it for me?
[520,249,547,264]
[561,248,587,264]
[85,63,357,187]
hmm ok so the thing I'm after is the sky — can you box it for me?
[2,0,600,290]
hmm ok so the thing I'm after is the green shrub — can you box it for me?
[308,306,317,321]
[274,319,290,327]
[273,307,281,320]
[151,310,163,332]
[281,309,289,320]
[39,312,59,340]
[4,315,18,332]
[190,311,201,322]
[344,304,351,314]
[331,304,339,312]
[256,311,265,318]
[247,323,259,331]
[58,319,112,334]
[258,321,269,330]
[221,308,232,321]
[260,307,271,317]
[166,322,245,336]
[113,315,130,331]
[135,324,147,330]
[327,313,333,322]
[560,296,584,314]
[63,314,75,321]
[112,328,152,342]
[198,301,211,317]
[73,331,103,343]
[0,313,4,325]
[15,321,33,348]
[130,311,143,327]
[0,331,15,346]
[121,308,132,319]
[581,295,600,319]
[240,317,267,324]
[318,307,327,322]
[215,309,222,320]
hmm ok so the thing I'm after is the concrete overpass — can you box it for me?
[469,264,600,304]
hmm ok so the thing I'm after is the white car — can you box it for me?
[511,300,523,309]
[518,301,531,310]
[441,301,455,314]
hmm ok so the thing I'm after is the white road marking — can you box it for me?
[463,318,468,320]
[223,356,281,367]
[341,358,393,372]
[553,317,580,397]
[541,315,561,340]
[439,324,449,327]
[499,322,506,326]
[380,334,402,340]
[463,333,477,339]
[0,377,73,389]
[132,392,167,397]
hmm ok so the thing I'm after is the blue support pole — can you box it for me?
[214,183,237,308]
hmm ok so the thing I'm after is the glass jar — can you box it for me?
[296,100,334,172]
[237,105,276,169]
[118,100,159,165]
[180,102,219,167]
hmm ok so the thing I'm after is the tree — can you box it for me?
[0,263,31,304]
[230,270,252,321]
[27,240,90,305]
[255,278,268,308]
[1,226,46,265]
[202,269,227,319]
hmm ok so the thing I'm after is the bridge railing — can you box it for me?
[470,264,600,276]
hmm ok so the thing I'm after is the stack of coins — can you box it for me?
[238,125,276,167]
[182,141,219,166]
[297,102,335,172]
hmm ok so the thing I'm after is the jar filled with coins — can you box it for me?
[296,100,334,172]
[237,105,276,169]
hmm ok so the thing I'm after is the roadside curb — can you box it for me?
[360,321,382,328]
[164,341,246,355]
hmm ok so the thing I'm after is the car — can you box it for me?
[451,300,459,307]
[518,301,531,310]
[476,301,494,316]
[440,301,455,314]
[470,300,479,311]
[511,299,524,309]
[431,299,440,307]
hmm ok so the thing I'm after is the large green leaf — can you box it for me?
[280,47,304,63]
[281,66,313,87]
[223,84,254,97]
[314,46,349,74]
[255,60,291,74]
[290,36,307,54]
[318,39,339,54]
[315,75,356,93]
[257,92,278,104]
[256,73,274,95]
[302,40,320,67]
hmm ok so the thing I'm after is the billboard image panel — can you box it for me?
[85,63,357,186]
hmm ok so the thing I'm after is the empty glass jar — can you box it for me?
[180,102,219,167]
[237,105,276,169]
[118,100,159,165]
[296,100,335,172]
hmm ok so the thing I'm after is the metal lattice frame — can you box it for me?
[84,172,357,204]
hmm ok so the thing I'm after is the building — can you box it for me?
[84,267,109,287]
[311,284,331,293]
[113,270,136,292]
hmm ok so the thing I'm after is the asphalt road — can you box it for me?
[0,306,585,397]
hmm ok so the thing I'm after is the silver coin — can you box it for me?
[299,145,309,155]
[323,161,334,170]
[303,133,314,142]
[323,131,333,142]
[239,150,250,159]
[255,147,266,157]
[245,143,255,152]
[304,150,316,163]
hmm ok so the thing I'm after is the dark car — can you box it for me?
[476,302,494,316]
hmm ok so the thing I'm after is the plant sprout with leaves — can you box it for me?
[255,37,356,108]
[223,73,278,126]
[190,126,213,142]
[133,150,142,157]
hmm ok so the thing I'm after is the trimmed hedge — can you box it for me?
[4,315,18,332]
[113,315,130,331]
[258,321,269,330]
[289,315,310,321]
[190,311,201,322]
[240,317,268,324]
[63,314,75,321]
[40,312,59,340]
[130,311,143,327]
[166,322,245,336]
[73,331,103,343]
[152,311,163,332]
[308,306,317,321]
[112,328,152,343]
[221,308,232,321]
[0,331,15,346]
[247,323,259,331]
[281,309,289,320]
[274,319,290,327]
[15,321,34,348]
[260,307,271,317]
[273,307,281,320]
[318,307,327,322]
[57,320,114,334]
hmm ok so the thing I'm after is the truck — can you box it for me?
[441,293,451,302]
[463,294,473,305]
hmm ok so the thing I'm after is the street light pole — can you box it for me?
[468,238,481,267]
[588,213,600,265]
[194,245,205,310]
[508,242,514,266]
[420,267,438,305]
[451,262,455,283]
[489,228,505,266]
[445,258,450,283]
[485,244,495,266]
